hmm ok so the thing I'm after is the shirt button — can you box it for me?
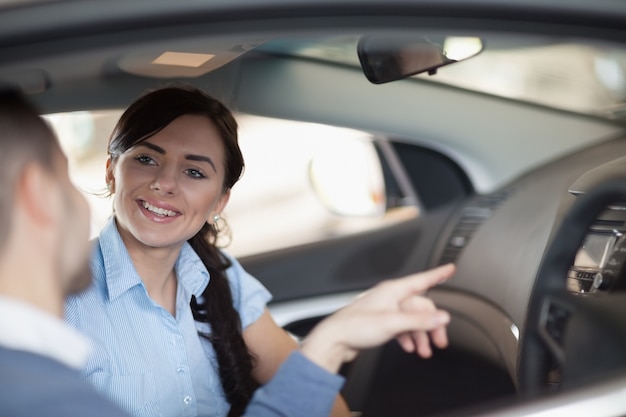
[177,367,185,373]
[183,396,192,405]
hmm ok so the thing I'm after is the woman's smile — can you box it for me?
[139,199,181,220]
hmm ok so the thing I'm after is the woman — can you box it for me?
[65,85,350,417]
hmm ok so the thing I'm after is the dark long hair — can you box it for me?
[107,84,257,416]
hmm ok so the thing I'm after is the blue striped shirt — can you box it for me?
[64,217,272,417]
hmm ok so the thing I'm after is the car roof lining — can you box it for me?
[235,55,623,193]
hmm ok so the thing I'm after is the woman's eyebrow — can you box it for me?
[138,141,217,173]
[138,141,165,154]
[186,154,217,173]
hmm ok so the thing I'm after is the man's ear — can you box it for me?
[16,162,57,226]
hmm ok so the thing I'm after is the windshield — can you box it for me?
[431,42,626,119]
[259,34,626,120]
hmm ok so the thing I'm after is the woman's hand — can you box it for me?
[300,264,455,373]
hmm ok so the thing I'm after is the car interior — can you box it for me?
[2,1,626,416]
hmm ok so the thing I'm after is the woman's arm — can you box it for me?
[241,351,343,417]
[242,264,455,417]
[243,309,352,417]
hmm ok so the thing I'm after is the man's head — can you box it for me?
[0,90,92,311]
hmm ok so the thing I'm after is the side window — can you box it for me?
[46,111,419,256]
[45,110,122,234]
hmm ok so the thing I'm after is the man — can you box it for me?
[0,90,129,416]
[0,90,453,417]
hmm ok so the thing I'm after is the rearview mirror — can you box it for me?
[357,34,484,84]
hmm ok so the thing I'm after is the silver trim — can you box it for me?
[268,291,361,328]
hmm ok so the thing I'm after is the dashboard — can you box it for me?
[428,137,626,384]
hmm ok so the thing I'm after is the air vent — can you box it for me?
[438,189,513,265]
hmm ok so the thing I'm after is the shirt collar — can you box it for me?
[99,217,144,301]
[100,217,209,302]
[176,241,211,299]
[0,296,90,369]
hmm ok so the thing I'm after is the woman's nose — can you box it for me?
[149,167,178,194]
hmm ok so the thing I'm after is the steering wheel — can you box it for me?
[518,175,626,395]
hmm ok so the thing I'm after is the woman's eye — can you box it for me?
[185,169,206,179]
[135,155,156,165]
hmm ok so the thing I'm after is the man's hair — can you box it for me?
[0,90,58,250]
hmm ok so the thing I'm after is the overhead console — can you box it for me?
[567,156,626,293]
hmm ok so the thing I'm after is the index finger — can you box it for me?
[388,263,456,298]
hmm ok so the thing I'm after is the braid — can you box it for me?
[189,223,259,417]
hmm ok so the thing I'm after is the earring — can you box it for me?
[212,214,221,234]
